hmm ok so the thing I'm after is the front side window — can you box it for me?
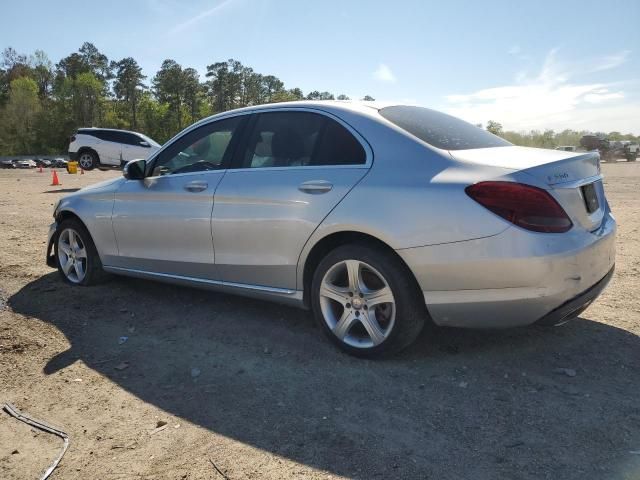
[379,105,511,150]
[151,117,241,176]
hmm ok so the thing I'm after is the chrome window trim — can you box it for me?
[145,105,374,172]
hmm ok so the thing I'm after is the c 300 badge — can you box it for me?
[547,172,569,182]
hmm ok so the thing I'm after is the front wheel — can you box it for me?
[55,219,106,285]
[311,244,426,357]
[78,151,98,170]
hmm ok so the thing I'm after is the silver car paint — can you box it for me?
[52,101,616,327]
[109,171,225,279]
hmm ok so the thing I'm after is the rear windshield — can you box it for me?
[379,106,511,150]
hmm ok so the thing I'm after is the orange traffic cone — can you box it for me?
[51,170,61,186]
[38,165,43,173]
[80,167,84,175]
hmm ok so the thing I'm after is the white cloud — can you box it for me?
[373,64,396,83]
[170,0,239,34]
[444,48,639,133]
[592,50,630,72]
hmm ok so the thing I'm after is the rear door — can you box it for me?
[212,109,371,290]
[110,116,245,278]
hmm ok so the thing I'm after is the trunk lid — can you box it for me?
[450,146,605,232]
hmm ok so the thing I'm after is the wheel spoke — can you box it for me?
[359,311,386,346]
[62,257,74,274]
[320,282,349,305]
[74,261,84,280]
[334,309,357,340]
[75,247,87,259]
[364,286,394,308]
[69,231,79,250]
[59,241,72,256]
[345,260,362,292]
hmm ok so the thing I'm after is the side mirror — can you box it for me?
[123,159,146,180]
[139,141,151,148]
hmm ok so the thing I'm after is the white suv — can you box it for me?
[68,128,161,170]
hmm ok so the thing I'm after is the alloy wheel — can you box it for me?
[319,259,396,348]
[57,228,88,283]
[78,153,93,169]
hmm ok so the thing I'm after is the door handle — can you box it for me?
[298,180,333,194]
[184,181,208,192]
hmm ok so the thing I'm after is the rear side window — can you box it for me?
[237,111,366,168]
[379,106,511,150]
[313,119,366,166]
[93,130,119,142]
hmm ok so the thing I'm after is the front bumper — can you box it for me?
[397,210,616,328]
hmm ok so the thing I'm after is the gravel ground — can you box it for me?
[0,164,639,480]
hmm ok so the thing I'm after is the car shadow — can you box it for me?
[9,273,640,479]
[42,188,82,194]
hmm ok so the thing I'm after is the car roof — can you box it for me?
[185,100,407,132]
[78,127,143,135]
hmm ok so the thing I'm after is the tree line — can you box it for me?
[0,43,375,155]
[484,120,639,149]
[0,43,637,155]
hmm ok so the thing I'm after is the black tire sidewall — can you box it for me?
[54,219,104,286]
[310,244,425,357]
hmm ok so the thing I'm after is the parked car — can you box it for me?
[580,134,638,161]
[68,128,161,170]
[17,159,37,168]
[0,159,17,169]
[47,102,616,357]
[34,158,52,168]
[51,158,68,168]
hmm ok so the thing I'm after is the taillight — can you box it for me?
[465,181,573,233]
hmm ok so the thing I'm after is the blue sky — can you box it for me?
[2,0,639,133]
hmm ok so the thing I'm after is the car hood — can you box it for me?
[80,176,126,193]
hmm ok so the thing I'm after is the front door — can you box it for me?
[120,132,154,163]
[212,110,370,290]
[109,116,244,279]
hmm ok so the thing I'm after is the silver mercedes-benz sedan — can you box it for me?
[46,101,616,357]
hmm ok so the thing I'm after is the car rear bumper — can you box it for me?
[397,209,616,328]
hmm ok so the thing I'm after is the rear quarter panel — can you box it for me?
[295,118,517,291]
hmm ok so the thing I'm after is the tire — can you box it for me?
[78,150,98,170]
[311,244,426,357]
[54,218,106,286]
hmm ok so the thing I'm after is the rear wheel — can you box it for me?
[55,219,106,285]
[311,244,425,357]
[78,151,98,170]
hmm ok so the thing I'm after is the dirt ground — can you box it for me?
[0,163,639,480]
